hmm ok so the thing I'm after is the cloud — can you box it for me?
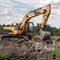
[0,0,60,28]
[0,8,13,16]
[52,0,60,3]
[11,0,51,8]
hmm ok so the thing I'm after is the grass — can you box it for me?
[51,36,60,39]
[46,45,60,60]
[36,42,60,60]
[0,52,10,60]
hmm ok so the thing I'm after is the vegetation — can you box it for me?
[34,23,60,36]
[34,23,40,35]
[0,25,3,34]
[0,52,10,60]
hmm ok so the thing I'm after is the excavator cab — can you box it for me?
[28,22,34,33]
[24,22,34,39]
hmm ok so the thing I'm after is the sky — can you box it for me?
[0,0,60,28]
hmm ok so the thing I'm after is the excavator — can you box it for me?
[1,4,51,41]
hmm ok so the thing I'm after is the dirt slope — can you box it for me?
[0,37,55,60]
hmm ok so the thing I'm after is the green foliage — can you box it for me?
[0,52,10,60]
[0,25,3,34]
[34,23,40,35]
[45,25,60,36]
[34,23,60,36]
[54,45,60,55]
[0,25,3,31]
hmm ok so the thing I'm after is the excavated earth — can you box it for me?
[0,37,55,60]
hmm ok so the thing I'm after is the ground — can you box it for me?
[0,36,60,60]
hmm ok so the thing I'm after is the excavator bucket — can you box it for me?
[40,29,51,41]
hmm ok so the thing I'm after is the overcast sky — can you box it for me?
[0,0,60,28]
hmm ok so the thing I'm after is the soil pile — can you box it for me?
[0,37,54,60]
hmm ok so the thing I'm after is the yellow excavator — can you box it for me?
[1,4,51,40]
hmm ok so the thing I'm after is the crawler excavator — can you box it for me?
[1,4,51,41]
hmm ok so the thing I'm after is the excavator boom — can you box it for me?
[40,4,51,30]
[20,8,46,34]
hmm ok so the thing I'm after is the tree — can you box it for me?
[34,23,40,35]
[16,23,19,26]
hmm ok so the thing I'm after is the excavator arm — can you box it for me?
[40,4,51,40]
[20,8,46,34]
[40,4,51,30]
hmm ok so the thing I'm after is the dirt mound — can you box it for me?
[0,37,55,60]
